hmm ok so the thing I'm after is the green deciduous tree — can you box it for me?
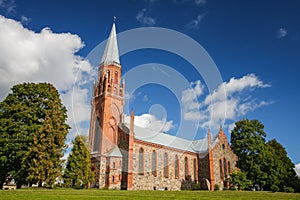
[231,119,267,190]
[63,135,94,188]
[265,139,297,191]
[0,83,69,188]
[231,119,298,192]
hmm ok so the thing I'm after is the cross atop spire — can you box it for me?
[100,19,120,65]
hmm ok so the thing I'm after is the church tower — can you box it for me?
[89,20,124,189]
[89,21,124,154]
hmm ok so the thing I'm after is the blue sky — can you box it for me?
[0,0,299,170]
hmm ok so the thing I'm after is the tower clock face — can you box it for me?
[109,118,116,126]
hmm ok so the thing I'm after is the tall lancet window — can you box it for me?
[164,152,169,178]
[219,159,223,179]
[193,158,197,181]
[93,117,100,152]
[224,158,227,178]
[152,150,157,176]
[175,155,179,179]
[184,157,189,180]
[139,147,144,175]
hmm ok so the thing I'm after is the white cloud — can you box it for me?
[125,113,174,132]
[173,0,206,6]
[186,13,206,29]
[0,15,93,143]
[224,73,270,94]
[144,0,159,3]
[181,74,271,130]
[228,123,236,133]
[61,87,91,131]
[0,0,15,13]
[142,95,149,102]
[181,80,206,121]
[277,28,288,38]
[20,15,30,25]
[295,163,300,178]
[194,0,206,6]
[136,8,156,26]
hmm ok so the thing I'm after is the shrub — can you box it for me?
[227,170,252,191]
[194,182,201,190]
[283,186,294,193]
[214,184,220,191]
[229,186,237,191]
[223,187,229,191]
[181,177,198,190]
[270,185,279,192]
[102,186,109,190]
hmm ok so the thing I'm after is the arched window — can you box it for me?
[152,150,157,176]
[175,155,179,179]
[106,70,110,82]
[93,117,100,152]
[228,161,231,174]
[113,162,115,169]
[164,152,169,178]
[114,71,118,83]
[224,158,227,178]
[112,176,115,183]
[139,148,144,174]
[193,158,197,181]
[219,159,223,179]
[184,157,189,179]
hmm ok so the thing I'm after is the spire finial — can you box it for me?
[100,19,120,64]
[219,118,223,130]
[113,16,117,23]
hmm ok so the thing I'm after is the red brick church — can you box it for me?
[88,21,237,190]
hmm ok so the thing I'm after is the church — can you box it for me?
[88,21,237,191]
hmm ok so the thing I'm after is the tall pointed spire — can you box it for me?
[101,19,120,65]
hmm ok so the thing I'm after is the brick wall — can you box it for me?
[91,127,237,191]
[131,142,198,190]
[211,129,237,189]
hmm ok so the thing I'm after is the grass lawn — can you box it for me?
[0,189,299,200]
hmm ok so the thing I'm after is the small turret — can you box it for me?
[207,129,212,150]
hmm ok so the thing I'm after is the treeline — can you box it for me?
[0,83,93,189]
[229,119,300,192]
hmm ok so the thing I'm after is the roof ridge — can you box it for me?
[120,123,209,153]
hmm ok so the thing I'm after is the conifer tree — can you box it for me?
[63,135,94,188]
